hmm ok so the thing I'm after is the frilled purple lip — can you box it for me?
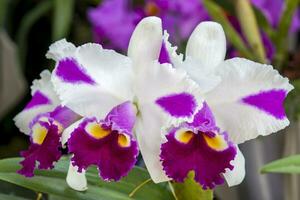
[68,101,138,181]
[68,117,138,181]
[161,128,236,189]
[18,121,62,177]
[160,102,237,189]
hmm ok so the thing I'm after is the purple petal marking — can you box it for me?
[25,91,51,110]
[159,41,171,64]
[187,102,217,132]
[29,106,80,130]
[102,101,136,136]
[18,121,61,177]
[68,118,138,181]
[49,106,80,128]
[160,129,236,189]
[156,92,197,118]
[242,89,287,119]
[56,58,95,84]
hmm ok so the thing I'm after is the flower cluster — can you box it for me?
[15,17,293,191]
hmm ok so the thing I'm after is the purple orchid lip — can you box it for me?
[68,118,138,181]
[18,120,62,177]
[68,102,138,181]
[30,106,81,133]
[160,102,237,189]
[160,127,236,189]
[18,105,80,177]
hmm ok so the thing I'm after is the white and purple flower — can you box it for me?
[16,16,293,192]
[137,17,293,187]
[47,17,211,189]
[13,69,85,189]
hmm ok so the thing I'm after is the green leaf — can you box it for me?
[0,157,173,200]
[171,172,213,200]
[261,155,300,174]
[252,7,275,40]
[16,0,52,68]
[273,0,299,69]
[0,193,30,200]
[52,0,75,41]
[202,0,255,60]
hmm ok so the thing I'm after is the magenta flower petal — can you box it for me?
[18,121,61,177]
[102,101,136,136]
[156,92,197,118]
[24,90,51,110]
[68,102,138,181]
[161,128,236,189]
[160,103,236,189]
[158,42,171,64]
[187,102,217,132]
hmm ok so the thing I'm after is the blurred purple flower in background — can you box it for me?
[227,15,275,60]
[87,0,210,51]
[251,0,300,32]
[88,0,140,51]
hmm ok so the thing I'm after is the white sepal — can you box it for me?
[66,161,88,191]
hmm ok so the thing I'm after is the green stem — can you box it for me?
[273,0,299,70]
[36,192,43,200]
[128,178,152,198]
[168,181,179,200]
[235,0,266,63]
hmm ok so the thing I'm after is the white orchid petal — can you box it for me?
[128,16,162,65]
[14,70,60,135]
[75,43,134,101]
[134,61,204,182]
[51,43,134,118]
[178,57,221,94]
[205,58,293,144]
[135,117,170,183]
[186,21,226,70]
[46,39,76,61]
[223,146,245,187]
[66,161,87,191]
[162,31,183,66]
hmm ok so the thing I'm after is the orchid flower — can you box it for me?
[13,54,87,191]
[134,17,293,187]
[48,17,235,190]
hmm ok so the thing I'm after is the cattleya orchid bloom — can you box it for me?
[48,17,231,190]
[134,17,293,186]
[13,69,87,190]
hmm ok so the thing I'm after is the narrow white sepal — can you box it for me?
[186,21,226,70]
[128,16,162,65]
[223,146,245,187]
[66,161,88,191]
